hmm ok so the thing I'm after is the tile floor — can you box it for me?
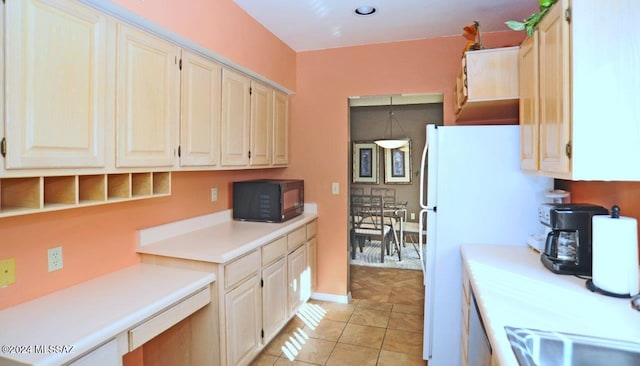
[250,265,426,366]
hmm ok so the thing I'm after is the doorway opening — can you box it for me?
[347,94,443,287]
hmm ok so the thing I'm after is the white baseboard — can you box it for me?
[310,291,351,304]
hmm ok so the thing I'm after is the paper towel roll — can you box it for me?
[592,214,639,296]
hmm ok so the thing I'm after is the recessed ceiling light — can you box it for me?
[354,5,376,16]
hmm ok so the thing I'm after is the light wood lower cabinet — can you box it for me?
[460,265,470,366]
[139,219,317,366]
[307,237,317,292]
[261,257,288,344]
[224,273,261,366]
[287,243,308,317]
[307,220,318,292]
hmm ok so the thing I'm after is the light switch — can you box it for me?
[332,182,340,195]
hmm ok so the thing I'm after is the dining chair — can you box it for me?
[351,186,366,196]
[350,195,396,263]
[371,187,397,208]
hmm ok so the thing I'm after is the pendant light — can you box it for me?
[374,96,409,149]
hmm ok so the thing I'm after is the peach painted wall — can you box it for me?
[0,0,295,310]
[287,31,525,297]
[0,169,284,309]
[111,0,297,91]
[557,180,640,259]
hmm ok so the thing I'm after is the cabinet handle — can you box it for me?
[1,137,5,158]
[565,142,572,159]
[248,151,251,159]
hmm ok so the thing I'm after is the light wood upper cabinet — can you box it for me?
[455,47,519,123]
[221,68,251,166]
[537,0,571,175]
[519,35,540,171]
[272,90,290,166]
[249,81,273,166]
[520,0,640,180]
[179,51,222,167]
[116,23,180,168]
[4,0,109,169]
[221,68,287,168]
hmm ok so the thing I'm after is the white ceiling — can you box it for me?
[233,0,538,52]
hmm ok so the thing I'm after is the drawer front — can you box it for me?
[306,220,317,239]
[287,226,306,251]
[225,250,260,289]
[129,286,211,351]
[262,236,287,266]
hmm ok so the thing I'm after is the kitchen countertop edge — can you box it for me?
[136,207,318,263]
[461,244,640,366]
[0,263,216,366]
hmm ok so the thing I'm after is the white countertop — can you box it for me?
[136,208,318,263]
[0,263,215,366]
[461,245,640,366]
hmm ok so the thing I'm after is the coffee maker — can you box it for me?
[540,203,609,276]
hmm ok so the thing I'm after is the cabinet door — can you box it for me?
[538,0,571,175]
[221,69,251,166]
[225,275,261,366]
[288,244,308,316]
[249,81,273,166]
[5,0,108,169]
[307,237,317,292]
[179,51,222,167]
[116,24,180,168]
[262,257,287,344]
[272,90,289,165]
[465,48,519,101]
[519,35,540,171]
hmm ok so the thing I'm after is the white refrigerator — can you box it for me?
[418,124,552,365]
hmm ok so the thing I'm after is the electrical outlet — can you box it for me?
[211,187,218,202]
[410,212,416,220]
[0,258,16,287]
[332,182,339,195]
[48,246,63,272]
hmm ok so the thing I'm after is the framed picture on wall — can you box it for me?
[384,141,411,184]
[352,142,379,183]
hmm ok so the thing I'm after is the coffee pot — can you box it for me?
[540,203,609,276]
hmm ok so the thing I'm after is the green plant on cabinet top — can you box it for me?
[505,0,559,35]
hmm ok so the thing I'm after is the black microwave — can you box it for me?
[232,179,304,222]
